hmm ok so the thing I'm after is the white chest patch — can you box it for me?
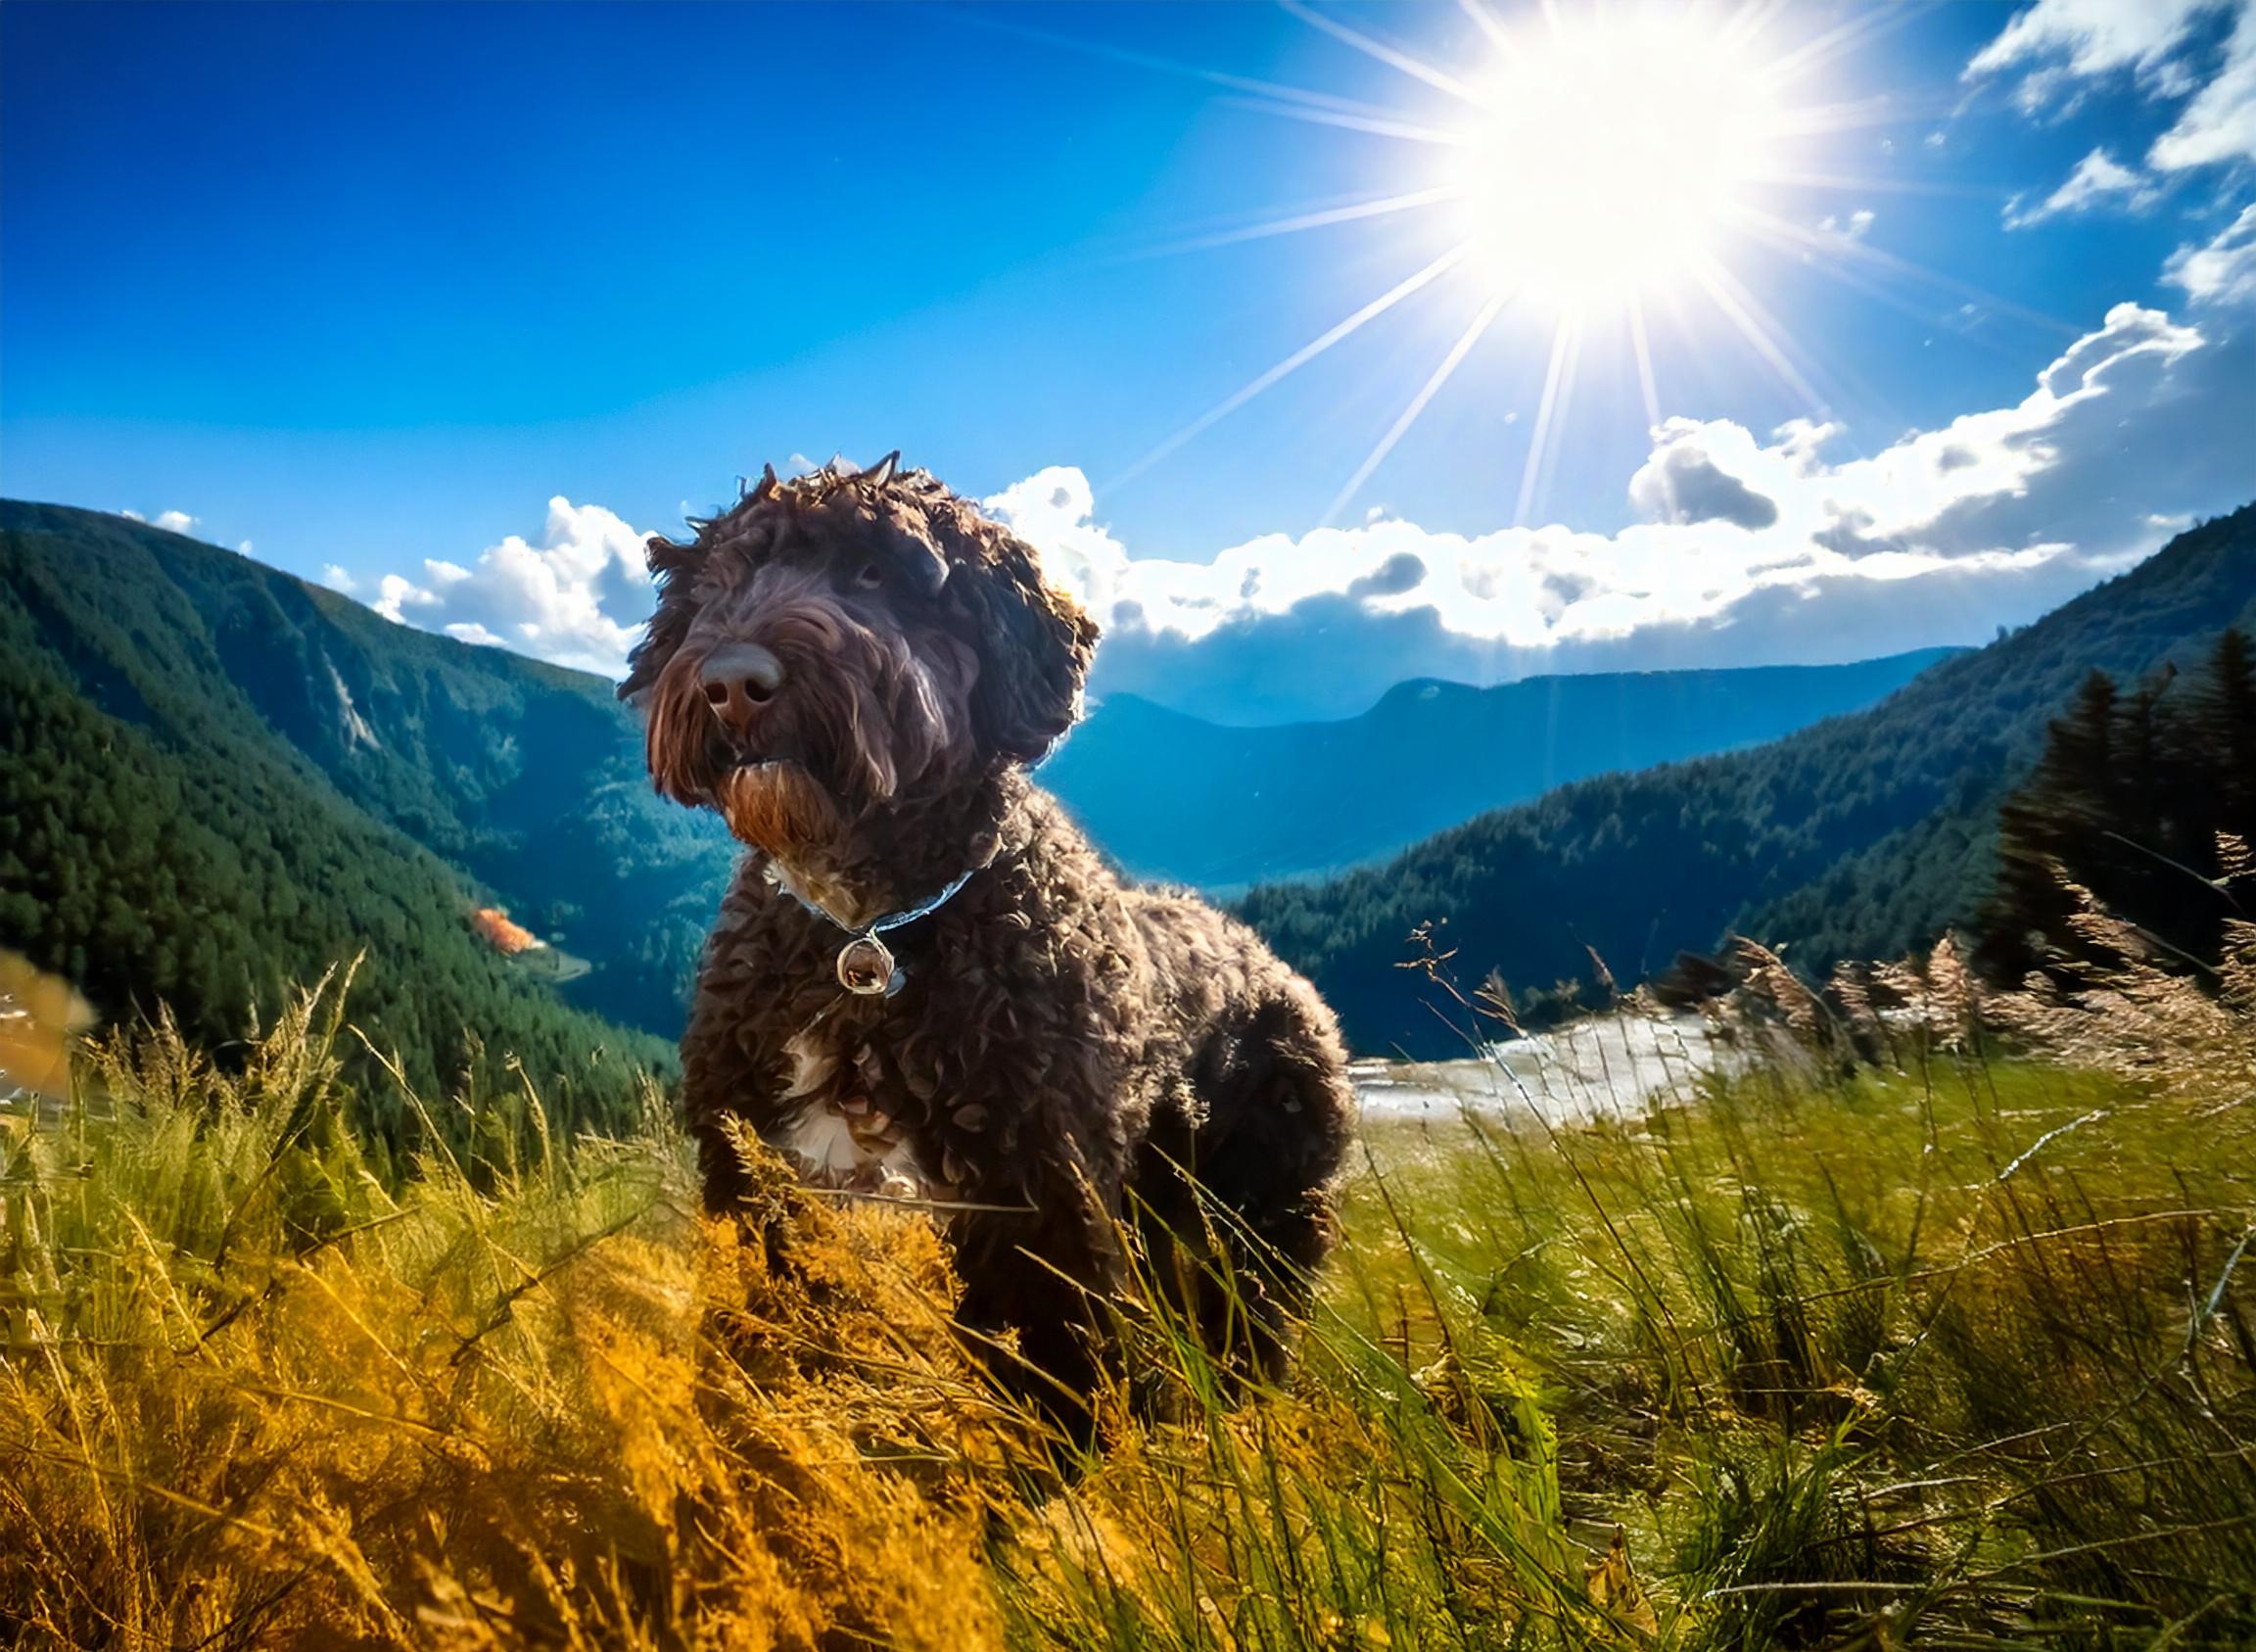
[770,1028,937,1200]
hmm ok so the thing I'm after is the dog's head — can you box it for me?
[623,455,1098,861]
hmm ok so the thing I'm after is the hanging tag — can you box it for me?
[835,932,897,996]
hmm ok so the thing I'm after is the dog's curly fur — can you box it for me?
[623,457,1355,1410]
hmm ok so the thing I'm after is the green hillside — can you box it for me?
[0,500,740,1032]
[1243,503,2256,1056]
[0,502,683,1140]
[1043,650,1955,889]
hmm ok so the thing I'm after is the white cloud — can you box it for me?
[2003,147,2160,226]
[982,467,1139,620]
[2165,201,2256,301]
[118,507,200,534]
[349,295,2249,723]
[1970,0,2256,177]
[1968,0,2221,87]
[371,497,654,679]
[2152,0,2256,167]
[238,540,255,555]
[990,300,2252,723]
[319,564,357,594]
[1818,208,1876,239]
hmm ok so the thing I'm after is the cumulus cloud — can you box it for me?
[1818,208,1876,240]
[2166,201,2256,301]
[1628,427,1782,529]
[371,497,654,678]
[1346,552,1428,599]
[319,565,357,594]
[982,466,1140,621]
[2002,147,2160,226]
[989,300,2253,723]
[118,507,200,535]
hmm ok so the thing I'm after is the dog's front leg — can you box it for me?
[947,1145,1129,1437]
[681,977,787,1216]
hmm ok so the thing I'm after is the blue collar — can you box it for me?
[765,858,984,941]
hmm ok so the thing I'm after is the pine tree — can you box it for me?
[1977,672,2120,982]
[1977,635,2256,987]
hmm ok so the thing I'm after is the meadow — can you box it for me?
[3,931,2252,1651]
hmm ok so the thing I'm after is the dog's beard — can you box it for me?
[717,759,842,860]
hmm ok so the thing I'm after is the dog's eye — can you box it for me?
[854,561,884,589]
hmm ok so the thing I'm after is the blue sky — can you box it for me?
[5,1,2253,722]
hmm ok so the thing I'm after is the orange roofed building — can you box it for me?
[470,908,545,956]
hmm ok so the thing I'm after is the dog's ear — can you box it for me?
[618,531,708,706]
[950,536,1100,764]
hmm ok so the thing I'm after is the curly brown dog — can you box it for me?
[622,455,1355,1415]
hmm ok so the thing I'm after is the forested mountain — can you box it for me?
[1043,650,1954,889]
[1242,505,2256,1056]
[0,501,702,1136]
[1,500,740,1034]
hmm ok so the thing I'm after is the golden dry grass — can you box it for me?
[2,982,1013,1651]
[3,914,2254,1650]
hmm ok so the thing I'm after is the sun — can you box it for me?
[1445,20,1786,308]
[1105,1,2029,527]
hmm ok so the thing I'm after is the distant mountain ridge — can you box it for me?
[1043,651,1957,890]
[1241,504,2256,1056]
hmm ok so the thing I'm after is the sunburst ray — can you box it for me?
[1767,0,1935,85]
[1326,291,1511,526]
[1133,187,1463,260]
[1455,0,1519,56]
[1730,203,2081,336]
[1281,0,1481,104]
[951,10,1413,125]
[1692,255,1827,412]
[1110,248,1468,492]
[1516,312,1584,527]
[1210,97,1468,146]
[1628,295,1664,434]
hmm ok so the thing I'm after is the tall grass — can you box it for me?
[1,979,1007,1649]
[3,931,2252,1648]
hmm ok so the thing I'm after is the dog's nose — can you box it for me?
[699,642,785,732]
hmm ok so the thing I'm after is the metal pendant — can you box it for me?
[835,932,898,996]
